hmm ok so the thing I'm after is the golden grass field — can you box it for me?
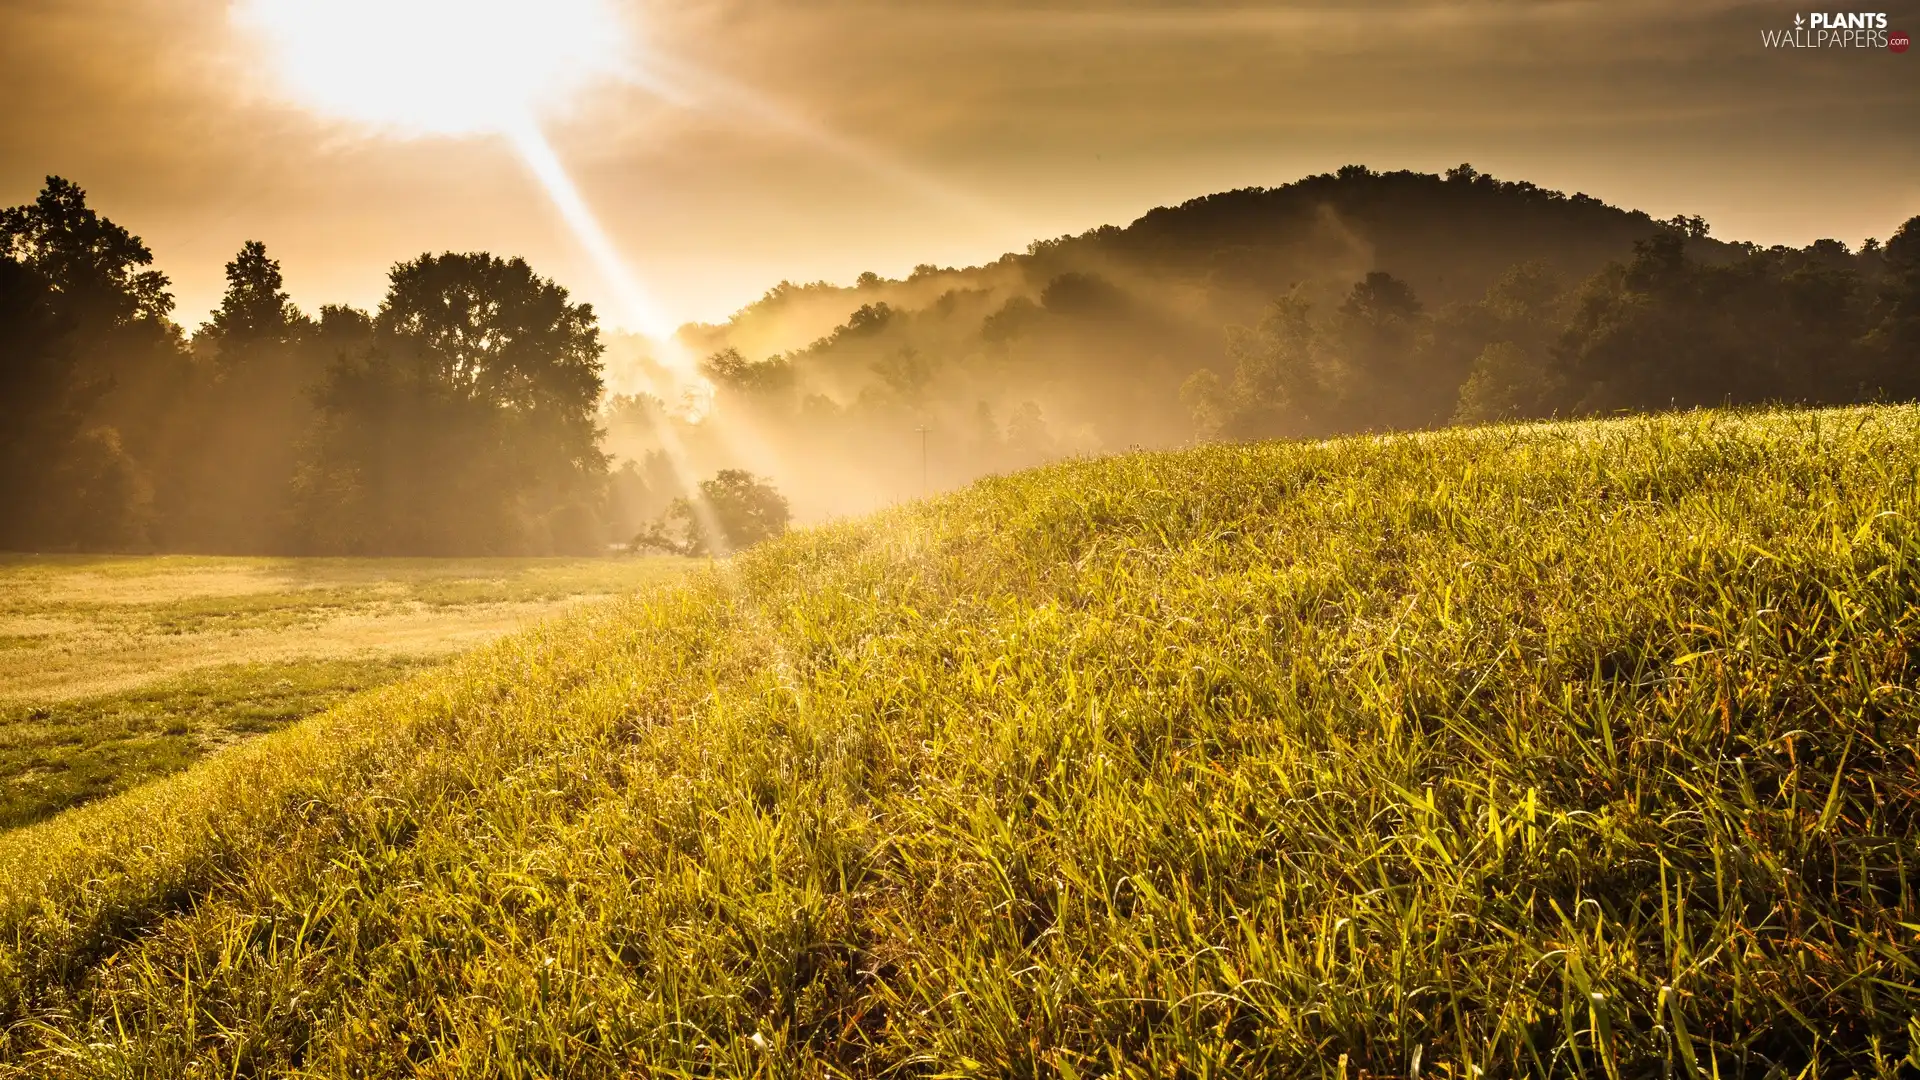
[3,408,1920,1076]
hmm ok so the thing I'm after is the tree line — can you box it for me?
[6,168,1918,553]
[1,177,635,554]
[1183,220,1920,439]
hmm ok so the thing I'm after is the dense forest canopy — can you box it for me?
[3,166,1916,554]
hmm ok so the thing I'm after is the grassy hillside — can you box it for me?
[4,407,1919,1077]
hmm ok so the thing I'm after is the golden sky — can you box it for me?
[2,0,1915,333]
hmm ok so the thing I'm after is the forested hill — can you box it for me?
[679,164,1728,363]
[651,163,1908,526]
[1096,165,1724,306]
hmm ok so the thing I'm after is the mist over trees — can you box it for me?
[637,165,1919,522]
[633,469,791,557]
[1184,226,1920,440]
[2,167,1917,554]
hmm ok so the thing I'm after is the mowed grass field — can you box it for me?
[4,407,1920,1077]
[0,557,691,829]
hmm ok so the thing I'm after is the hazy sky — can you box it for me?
[2,0,1915,333]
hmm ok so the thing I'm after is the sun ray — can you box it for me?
[500,122,738,544]
[236,0,1018,535]
[503,118,680,345]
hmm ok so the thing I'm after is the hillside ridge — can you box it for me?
[4,406,1919,1075]
[685,163,1734,355]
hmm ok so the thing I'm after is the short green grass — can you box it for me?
[3,408,1919,1077]
[0,556,692,827]
[0,657,434,831]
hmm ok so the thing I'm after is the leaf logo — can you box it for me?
[1794,12,1805,26]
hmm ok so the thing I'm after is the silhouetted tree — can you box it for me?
[1185,293,1327,439]
[0,258,139,549]
[1451,264,1569,423]
[158,241,319,551]
[1040,272,1129,317]
[1324,271,1432,428]
[0,177,175,548]
[1455,342,1562,423]
[981,296,1042,343]
[635,469,789,556]
[316,303,374,345]
[872,346,935,403]
[1456,227,1896,421]
[292,253,608,554]
[1186,274,1441,438]
[1864,215,1920,395]
[0,177,174,329]
[198,241,309,356]
[702,348,796,400]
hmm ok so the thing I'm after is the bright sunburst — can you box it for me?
[238,0,629,136]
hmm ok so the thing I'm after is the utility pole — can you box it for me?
[915,424,929,496]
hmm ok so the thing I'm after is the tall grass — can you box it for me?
[3,407,1918,1077]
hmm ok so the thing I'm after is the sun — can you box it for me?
[237,0,630,136]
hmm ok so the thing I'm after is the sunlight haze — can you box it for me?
[238,0,633,136]
[2,0,1912,332]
